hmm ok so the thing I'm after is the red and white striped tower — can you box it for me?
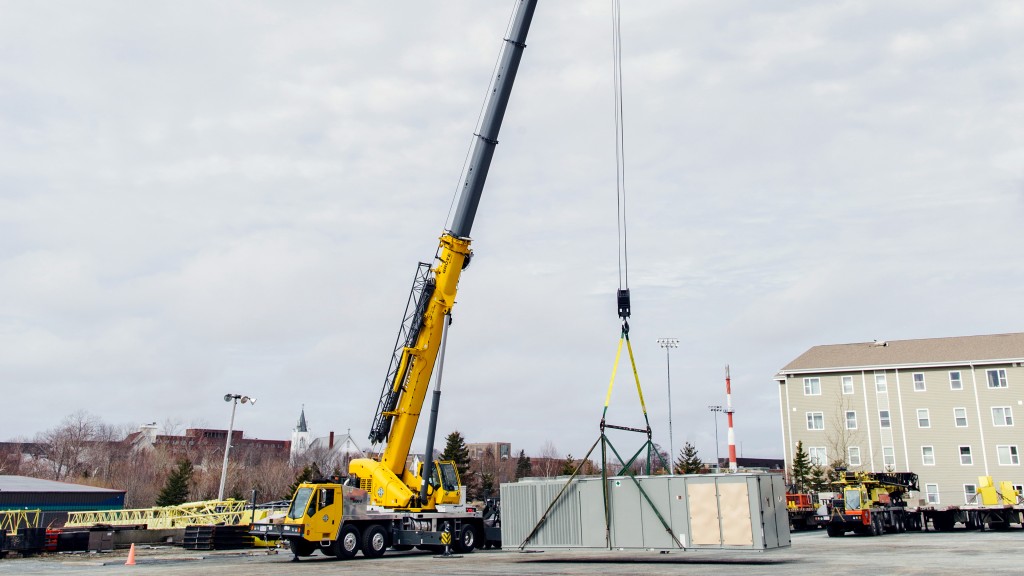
[725,365,737,473]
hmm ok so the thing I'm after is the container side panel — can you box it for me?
[718,481,753,546]
[687,481,721,545]
[757,475,777,549]
[499,483,534,547]
[501,480,583,548]
[609,478,644,548]
[638,477,675,549]
[668,476,691,548]
[771,474,791,547]
[579,479,607,547]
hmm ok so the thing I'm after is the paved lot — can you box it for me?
[1,529,1021,575]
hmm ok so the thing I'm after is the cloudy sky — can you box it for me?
[2,1,1022,464]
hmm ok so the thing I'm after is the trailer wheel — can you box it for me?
[334,524,360,559]
[361,524,388,559]
[453,524,479,554]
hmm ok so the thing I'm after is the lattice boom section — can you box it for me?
[65,499,249,529]
[0,509,41,534]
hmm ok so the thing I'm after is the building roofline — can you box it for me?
[777,357,1022,377]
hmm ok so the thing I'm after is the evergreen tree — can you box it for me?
[675,442,704,474]
[480,472,495,499]
[156,459,193,507]
[791,441,812,492]
[808,465,829,492]
[560,454,576,476]
[441,431,471,481]
[285,464,314,500]
[515,450,532,480]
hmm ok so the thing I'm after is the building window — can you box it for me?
[848,446,861,466]
[846,410,858,430]
[922,446,935,466]
[883,447,895,467]
[917,408,930,428]
[949,371,963,390]
[879,410,891,428]
[987,369,1008,388]
[997,445,1020,466]
[954,407,968,428]
[842,375,854,395]
[959,446,973,465]
[992,406,1014,427]
[925,483,940,504]
[1014,484,1024,495]
[875,373,887,393]
[804,377,821,395]
[808,447,827,467]
[806,412,824,430]
[913,373,926,391]
[964,484,978,504]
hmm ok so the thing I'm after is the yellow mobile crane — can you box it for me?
[826,471,918,537]
[262,0,538,561]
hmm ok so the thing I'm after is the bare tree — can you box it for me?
[35,411,101,480]
[538,441,560,477]
[825,391,862,470]
[161,418,184,436]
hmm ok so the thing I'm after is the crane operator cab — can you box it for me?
[422,460,462,506]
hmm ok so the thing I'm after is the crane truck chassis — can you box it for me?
[256,475,486,558]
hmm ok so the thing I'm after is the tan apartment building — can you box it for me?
[776,333,1024,506]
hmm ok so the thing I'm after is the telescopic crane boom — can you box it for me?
[349,0,538,511]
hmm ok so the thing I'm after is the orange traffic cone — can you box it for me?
[125,543,137,566]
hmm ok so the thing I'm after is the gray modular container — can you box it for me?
[500,473,790,551]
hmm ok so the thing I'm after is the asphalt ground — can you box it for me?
[1,528,1021,576]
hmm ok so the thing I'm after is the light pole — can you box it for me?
[656,338,678,472]
[708,405,723,473]
[218,393,256,501]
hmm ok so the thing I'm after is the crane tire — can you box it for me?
[361,524,388,559]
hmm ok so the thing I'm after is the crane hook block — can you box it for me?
[617,288,631,319]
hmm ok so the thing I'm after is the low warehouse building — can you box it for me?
[0,475,125,527]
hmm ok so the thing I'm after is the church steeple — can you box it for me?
[290,405,311,463]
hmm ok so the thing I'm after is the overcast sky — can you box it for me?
[2,1,1022,465]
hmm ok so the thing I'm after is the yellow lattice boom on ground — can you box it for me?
[64,499,250,529]
[0,509,41,535]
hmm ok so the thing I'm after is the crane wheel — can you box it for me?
[361,525,388,559]
[333,525,360,559]
[826,524,844,537]
[453,525,479,554]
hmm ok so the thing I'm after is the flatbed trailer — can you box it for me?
[908,504,1024,532]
